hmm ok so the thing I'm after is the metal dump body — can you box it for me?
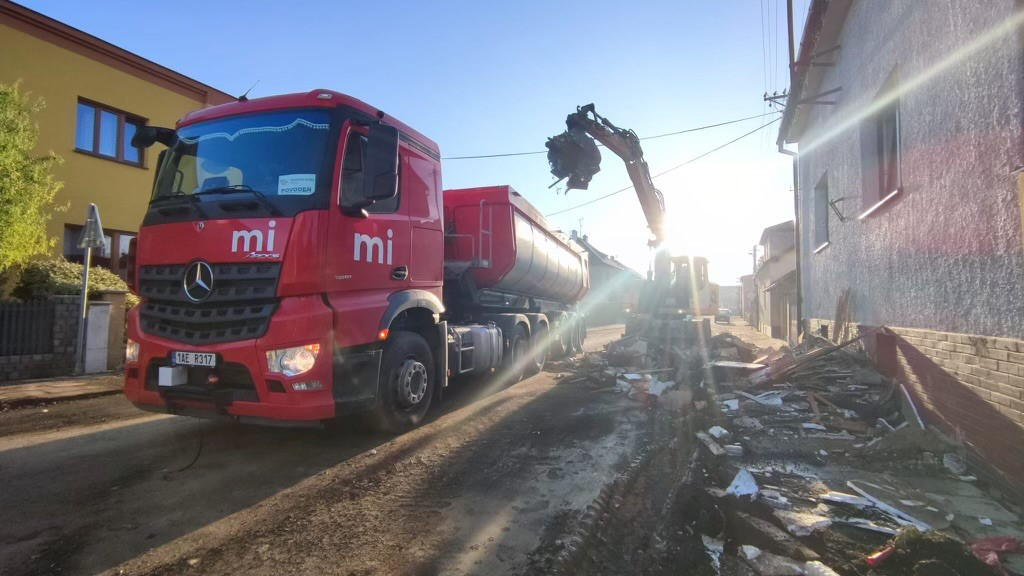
[443,186,589,304]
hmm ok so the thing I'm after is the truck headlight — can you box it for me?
[125,339,139,364]
[266,344,320,377]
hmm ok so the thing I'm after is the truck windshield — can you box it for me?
[151,109,332,209]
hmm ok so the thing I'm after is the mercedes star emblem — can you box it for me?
[183,261,214,302]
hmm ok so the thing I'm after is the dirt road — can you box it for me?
[0,324,641,576]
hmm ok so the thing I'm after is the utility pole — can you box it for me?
[578,218,584,238]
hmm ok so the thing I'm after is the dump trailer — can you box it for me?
[123,90,589,431]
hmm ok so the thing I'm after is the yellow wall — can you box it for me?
[0,23,207,250]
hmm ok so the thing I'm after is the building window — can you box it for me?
[63,224,137,280]
[74,99,145,166]
[813,173,830,252]
[859,71,901,219]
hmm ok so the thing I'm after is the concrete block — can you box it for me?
[997,361,1020,376]
[991,392,1014,408]
[84,302,111,374]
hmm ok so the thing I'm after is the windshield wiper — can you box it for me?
[194,185,281,216]
[151,192,209,219]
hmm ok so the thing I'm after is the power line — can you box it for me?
[441,111,780,160]
[544,117,781,217]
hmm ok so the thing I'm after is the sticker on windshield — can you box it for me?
[278,174,316,195]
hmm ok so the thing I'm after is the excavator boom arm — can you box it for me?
[546,104,666,245]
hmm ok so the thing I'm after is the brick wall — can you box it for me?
[0,296,79,382]
[806,317,1024,497]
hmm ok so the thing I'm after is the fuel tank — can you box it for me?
[443,186,589,305]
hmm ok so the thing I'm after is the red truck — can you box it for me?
[123,89,589,431]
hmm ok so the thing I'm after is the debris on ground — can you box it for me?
[543,324,1024,576]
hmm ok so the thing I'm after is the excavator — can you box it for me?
[545,104,706,331]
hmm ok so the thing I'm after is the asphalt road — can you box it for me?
[0,324,635,576]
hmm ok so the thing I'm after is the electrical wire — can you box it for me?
[440,111,779,160]
[544,117,781,217]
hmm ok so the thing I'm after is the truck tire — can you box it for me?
[501,324,529,384]
[549,316,569,358]
[569,315,582,354]
[577,316,587,350]
[526,323,548,376]
[370,331,435,433]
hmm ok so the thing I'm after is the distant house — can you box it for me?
[740,274,756,325]
[719,285,741,315]
[779,0,1024,492]
[571,232,643,326]
[754,221,796,343]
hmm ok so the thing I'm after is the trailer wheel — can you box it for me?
[569,315,582,354]
[526,323,548,376]
[370,331,435,433]
[501,324,529,384]
[577,316,587,350]
[549,317,569,358]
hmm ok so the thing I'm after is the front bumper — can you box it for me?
[124,295,336,423]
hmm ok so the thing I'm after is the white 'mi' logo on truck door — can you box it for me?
[353,229,393,264]
[231,220,277,253]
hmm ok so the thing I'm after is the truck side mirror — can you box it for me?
[362,123,399,201]
[132,126,177,149]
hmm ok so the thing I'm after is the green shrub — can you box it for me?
[13,259,139,307]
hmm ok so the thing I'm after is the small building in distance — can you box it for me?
[754,221,797,343]
[719,285,741,315]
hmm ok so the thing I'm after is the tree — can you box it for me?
[0,81,64,271]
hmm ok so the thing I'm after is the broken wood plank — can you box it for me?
[696,431,726,457]
[808,393,822,424]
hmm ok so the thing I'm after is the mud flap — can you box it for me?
[436,320,448,400]
[332,347,382,414]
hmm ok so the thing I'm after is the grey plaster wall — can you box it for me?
[796,0,1024,338]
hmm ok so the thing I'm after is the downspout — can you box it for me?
[781,0,802,343]
[778,143,800,343]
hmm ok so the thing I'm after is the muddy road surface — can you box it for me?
[0,324,644,576]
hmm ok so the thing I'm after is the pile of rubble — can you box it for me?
[694,331,1024,576]
[555,326,1024,576]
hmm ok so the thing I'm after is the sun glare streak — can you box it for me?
[799,9,1024,155]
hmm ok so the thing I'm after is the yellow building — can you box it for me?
[0,1,232,278]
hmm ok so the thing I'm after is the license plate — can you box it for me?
[172,351,217,367]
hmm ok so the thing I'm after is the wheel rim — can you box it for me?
[397,358,428,407]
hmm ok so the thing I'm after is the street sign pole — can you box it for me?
[75,204,106,375]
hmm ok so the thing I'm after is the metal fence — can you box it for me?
[0,300,55,356]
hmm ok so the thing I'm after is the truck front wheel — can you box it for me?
[370,331,435,433]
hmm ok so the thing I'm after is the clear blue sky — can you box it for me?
[23,0,810,285]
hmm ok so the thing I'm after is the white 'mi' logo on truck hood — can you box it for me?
[231,220,277,253]
[353,229,393,264]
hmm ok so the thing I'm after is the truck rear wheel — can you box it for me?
[370,331,435,433]
[569,315,582,354]
[526,323,548,375]
[501,324,529,384]
[549,317,569,358]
